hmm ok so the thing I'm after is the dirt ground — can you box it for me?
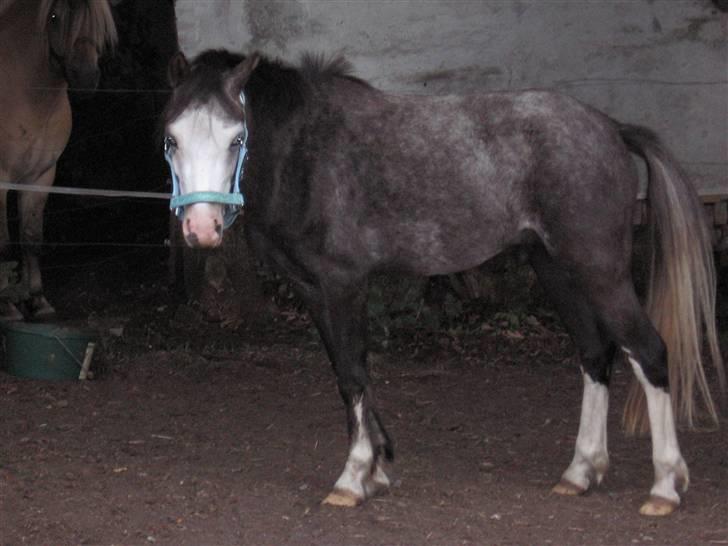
[1,253,727,545]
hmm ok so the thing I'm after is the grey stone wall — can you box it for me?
[174,0,727,193]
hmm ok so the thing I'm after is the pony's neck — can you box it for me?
[245,59,310,133]
[0,0,66,89]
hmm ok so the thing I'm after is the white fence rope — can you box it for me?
[0,181,173,251]
[0,181,170,200]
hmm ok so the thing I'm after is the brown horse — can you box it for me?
[0,0,116,319]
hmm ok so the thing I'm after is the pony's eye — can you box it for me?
[49,12,58,24]
[164,136,177,152]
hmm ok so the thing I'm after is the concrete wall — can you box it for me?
[174,0,727,193]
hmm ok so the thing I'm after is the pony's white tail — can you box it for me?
[620,124,725,435]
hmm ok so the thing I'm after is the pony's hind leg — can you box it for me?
[556,371,612,495]
[536,231,688,515]
[593,280,688,515]
[530,245,614,496]
[621,344,688,515]
[19,168,56,319]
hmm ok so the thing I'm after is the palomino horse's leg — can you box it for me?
[0,187,9,250]
[0,186,23,320]
[19,167,56,319]
[301,279,393,507]
[530,246,614,495]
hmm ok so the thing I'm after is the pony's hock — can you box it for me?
[162,49,725,516]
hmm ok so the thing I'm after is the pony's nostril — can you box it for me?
[215,222,223,236]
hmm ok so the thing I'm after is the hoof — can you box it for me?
[28,296,56,321]
[639,495,678,516]
[0,301,24,322]
[321,489,362,508]
[552,479,586,496]
[31,307,56,321]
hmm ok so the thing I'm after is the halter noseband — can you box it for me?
[165,92,249,229]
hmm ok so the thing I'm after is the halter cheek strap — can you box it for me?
[166,91,249,229]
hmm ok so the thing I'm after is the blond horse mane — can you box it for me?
[37,0,117,54]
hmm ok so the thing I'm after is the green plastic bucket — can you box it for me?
[1,322,96,380]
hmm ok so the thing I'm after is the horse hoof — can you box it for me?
[321,489,362,508]
[29,296,56,321]
[552,479,586,496]
[0,301,25,322]
[639,495,678,516]
[31,307,56,321]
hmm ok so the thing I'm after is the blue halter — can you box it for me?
[165,92,249,229]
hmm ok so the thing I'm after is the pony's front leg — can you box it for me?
[19,168,56,320]
[303,280,393,507]
[324,386,393,507]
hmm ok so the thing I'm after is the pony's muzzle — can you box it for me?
[182,204,224,248]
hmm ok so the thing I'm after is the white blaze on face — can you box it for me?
[167,102,245,247]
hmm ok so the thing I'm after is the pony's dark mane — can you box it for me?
[299,52,371,87]
[163,49,371,127]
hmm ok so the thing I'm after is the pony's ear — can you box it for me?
[225,52,261,105]
[168,51,190,88]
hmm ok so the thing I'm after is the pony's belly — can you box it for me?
[368,219,517,276]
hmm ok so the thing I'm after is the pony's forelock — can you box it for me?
[163,50,247,127]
